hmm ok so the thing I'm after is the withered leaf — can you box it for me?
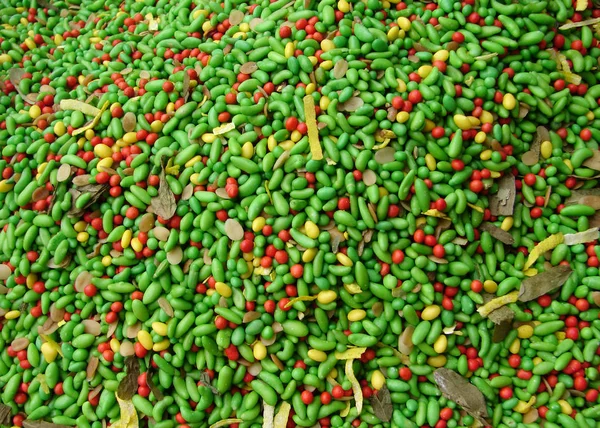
[489,174,515,216]
[518,265,572,302]
[337,97,363,112]
[333,59,348,79]
[493,319,514,343]
[483,293,515,342]
[117,357,140,400]
[150,164,176,220]
[23,422,73,428]
[0,404,11,426]
[370,386,393,422]
[565,189,600,210]
[199,370,220,395]
[182,71,190,101]
[434,368,488,424]
[582,150,600,171]
[145,370,164,400]
[68,183,108,217]
[480,222,515,245]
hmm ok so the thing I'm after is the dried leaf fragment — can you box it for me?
[370,386,393,422]
[117,357,140,400]
[518,265,572,302]
[333,59,349,79]
[229,10,244,26]
[225,219,244,241]
[564,228,599,245]
[150,164,176,220]
[434,368,488,424]
[240,62,258,74]
[489,174,516,216]
[480,222,515,245]
[263,402,275,428]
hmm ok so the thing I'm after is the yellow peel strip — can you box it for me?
[210,419,243,428]
[335,347,366,360]
[59,99,101,117]
[477,291,519,318]
[304,95,323,160]
[274,402,291,428]
[40,333,63,357]
[345,359,363,415]
[284,295,317,308]
[213,122,235,135]
[73,100,110,136]
[523,233,564,271]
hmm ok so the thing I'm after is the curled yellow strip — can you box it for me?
[335,347,366,360]
[59,99,101,117]
[523,233,563,271]
[111,394,139,428]
[304,95,323,160]
[210,419,243,428]
[468,203,484,213]
[40,334,63,357]
[477,291,519,318]
[423,209,450,220]
[284,295,317,308]
[73,100,110,136]
[345,359,363,415]
[513,396,536,414]
[213,122,235,135]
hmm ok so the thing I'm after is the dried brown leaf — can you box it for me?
[117,357,140,400]
[370,386,393,422]
[434,368,488,424]
[489,174,515,216]
[0,404,11,426]
[200,371,220,395]
[338,97,363,112]
[480,222,515,245]
[229,9,244,26]
[150,164,176,220]
[333,59,349,79]
[582,151,600,170]
[518,265,572,302]
[225,219,244,240]
[374,147,395,164]
[23,421,72,428]
[0,264,10,280]
[122,112,136,132]
[240,62,258,74]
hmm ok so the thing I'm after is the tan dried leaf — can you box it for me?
[374,147,395,164]
[518,265,572,302]
[150,165,176,220]
[167,247,183,265]
[434,368,488,424]
[229,9,244,26]
[333,59,349,79]
[225,219,244,241]
[122,112,136,132]
[240,62,258,74]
